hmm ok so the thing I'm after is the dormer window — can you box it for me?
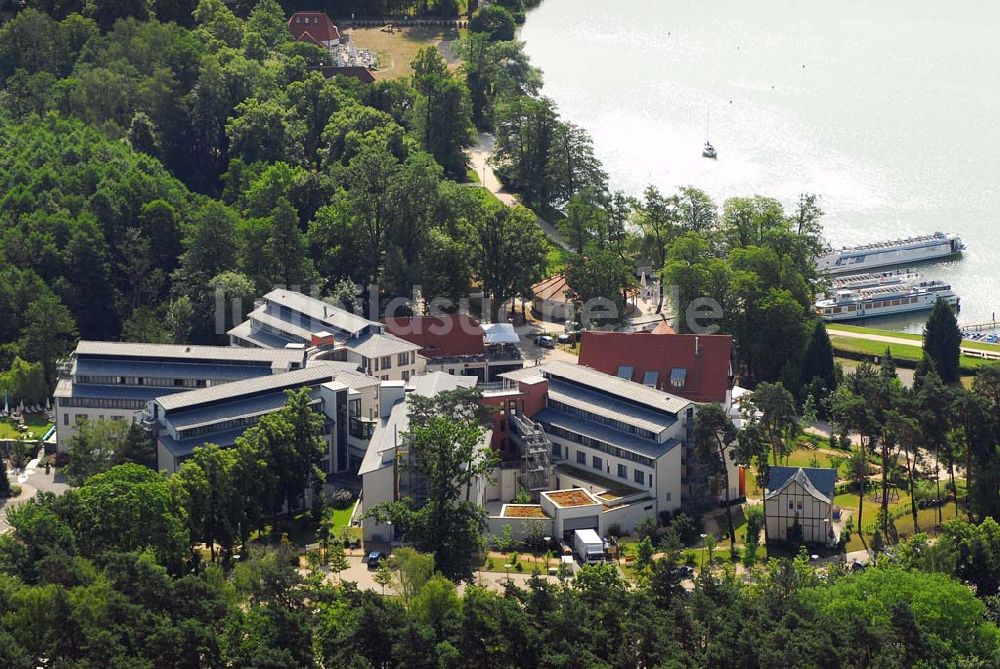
[670,368,687,388]
[642,370,659,387]
[616,365,633,380]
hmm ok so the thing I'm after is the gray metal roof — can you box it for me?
[228,320,294,349]
[158,426,249,459]
[503,361,692,416]
[349,332,420,358]
[547,379,676,435]
[766,466,837,503]
[263,289,379,337]
[74,340,303,367]
[75,359,271,383]
[156,363,344,412]
[248,309,314,342]
[55,382,177,402]
[535,409,681,460]
[358,400,408,476]
[406,372,477,398]
[169,393,321,432]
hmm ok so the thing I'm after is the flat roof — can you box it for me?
[406,371,477,398]
[482,322,520,345]
[498,504,549,519]
[349,332,421,358]
[542,489,601,508]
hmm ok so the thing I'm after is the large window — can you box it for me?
[541,422,656,468]
[592,455,603,471]
[617,464,627,479]
[633,469,645,485]
[576,451,586,465]
[380,356,392,370]
[552,443,562,458]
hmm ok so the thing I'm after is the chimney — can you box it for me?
[379,380,406,418]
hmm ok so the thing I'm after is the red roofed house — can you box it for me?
[577,330,734,405]
[288,12,341,48]
[531,274,572,321]
[382,314,523,383]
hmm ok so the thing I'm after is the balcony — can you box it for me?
[349,416,376,440]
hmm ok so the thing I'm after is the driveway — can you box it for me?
[0,451,70,534]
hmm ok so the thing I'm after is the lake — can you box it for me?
[520,0,1000,331]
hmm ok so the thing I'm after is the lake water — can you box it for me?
[520,0,1000,331]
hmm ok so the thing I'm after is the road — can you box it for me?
[0,450,70,534]
[826,327,922,348]
[467,133,570,250]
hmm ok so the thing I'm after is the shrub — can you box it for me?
[330,488,354,509]
[671,512,703,545]
[469,5,515,41]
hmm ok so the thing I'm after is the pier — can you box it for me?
[961,320,1000,333]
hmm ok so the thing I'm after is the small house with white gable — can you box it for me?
[765,466,838,547]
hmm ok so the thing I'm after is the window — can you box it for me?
[63,413,69,426]
[373,358,379,372]
[796,500,803,510]
[380,356,392,370]
[788,500,794,510]
[592,455,602,471]
[551,443,562,458]
[642,370,659,387]
[402,370,410,382]
[666,492,671,502]
[670,368,687,388]
[576,451,586,465]
[616,365,633,380]
[499,419,507,433]
[617,464,627,479]
[633,469,644,485]
[397,352,409,366]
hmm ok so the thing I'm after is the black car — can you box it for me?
[675,565,695,579]
[365,550,386,569]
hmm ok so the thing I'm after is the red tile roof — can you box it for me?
[288,12,340,44]
[651,321,676,335]
[532,274,570,304]
[578,330,733,403]
[382,315,485,359]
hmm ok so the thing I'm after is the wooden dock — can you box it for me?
[961,320,1000,332]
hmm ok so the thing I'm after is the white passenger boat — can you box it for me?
[816,280,959,322]
[831,269,921,291]
[816,232,965,276]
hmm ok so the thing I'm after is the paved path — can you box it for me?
[826,327,920,348]
[468,133,570,250]
[0,451,71,534]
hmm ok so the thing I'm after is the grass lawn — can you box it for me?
[0,416,52,441]
[348,26,463,81]
[545,239,570,275]
[829,335,992,372]
[827,323,1000,353]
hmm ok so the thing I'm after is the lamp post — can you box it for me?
[386,521,393,555]
[700,533,708,569]
[504,563,512,585]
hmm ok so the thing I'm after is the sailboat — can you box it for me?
[702,109,717,159]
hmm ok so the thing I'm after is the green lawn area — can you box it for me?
[829,335,993,372]
[0,416,52,441]
[349,26,464,81]
[827,323,1000,353]
[545,239,570,275]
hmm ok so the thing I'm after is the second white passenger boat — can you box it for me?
[816,232,965,275]
[816,281,959,321]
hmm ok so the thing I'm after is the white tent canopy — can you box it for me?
[482,322,520,345]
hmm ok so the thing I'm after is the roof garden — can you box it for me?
[499,504,549,519]
[543,489,600,508]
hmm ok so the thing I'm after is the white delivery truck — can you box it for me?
[573,529,605,564]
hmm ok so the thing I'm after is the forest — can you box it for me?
[1,0,1000,665]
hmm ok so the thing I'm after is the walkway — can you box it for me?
[467,133,570,250]
[826,327,920,348]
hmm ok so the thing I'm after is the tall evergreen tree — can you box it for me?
[923,299,961,384]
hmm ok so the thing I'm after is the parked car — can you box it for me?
[676,565,696,579]
[534,335,556,348]
[557,330,582,344]
[365,550,386,569]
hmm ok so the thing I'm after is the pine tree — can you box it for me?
[923,299,961,384]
